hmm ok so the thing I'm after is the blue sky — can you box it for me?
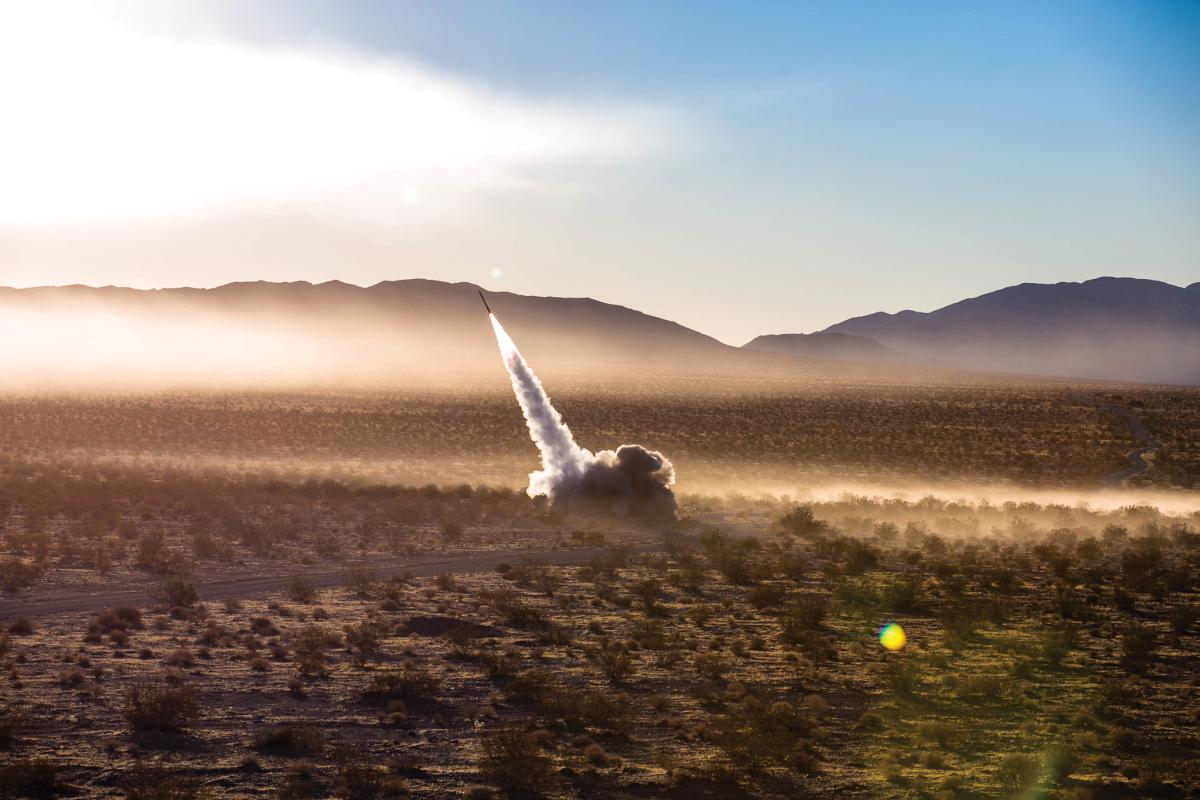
[1,1,1196,343]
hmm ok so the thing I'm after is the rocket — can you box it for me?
[478,290,492,314]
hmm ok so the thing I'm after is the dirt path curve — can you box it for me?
[1077,394,1161,487]
[0,510,767,621]
[1102,405,1161,487]
[0,543,660,620]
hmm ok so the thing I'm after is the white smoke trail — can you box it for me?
[489,313,595,498]
[488,311,677,518]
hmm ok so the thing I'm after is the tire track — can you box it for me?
[0,543,659,620]
[1078,395,1161,487]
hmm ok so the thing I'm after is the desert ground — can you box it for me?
[0,376,1198,799]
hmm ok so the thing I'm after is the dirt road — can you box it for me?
[0,543,660,620]
[1074,394,1161,487]
[1099,403,1161,487]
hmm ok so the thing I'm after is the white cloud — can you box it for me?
[0,3,671,228]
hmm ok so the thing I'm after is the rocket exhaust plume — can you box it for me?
[487,307,676,520]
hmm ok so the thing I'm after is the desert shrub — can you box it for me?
[1120,540,1164,591]
[502,669,630,733]
[124,682,200,734]
[1041,628,1075,666]
[279,762,324,800]
[1113,587,1136,612]
[583,743,615,767]
[1119,626,1157,675]
[779,594,828,643]
[709,545,756,585]
[134,531,166,568]
[630,578,664,613]
[506,669,556,706]
[593,647,633,685]
[939,605,987,649]
[857,711,884,730]
[628,619,666,650]
[779,505,828,537]
[292,625,338,675]
[917,720,958,749]
[748,583,786,609]
[886,661,920,697]
[96,606,144,633]
[1169,605,1200,634]
[705,697,818,774]
[584,545,632,580]
[816,535,879,574]
[341,567,378,597]
[191,528,217,561]
[151,578,198,608]
[287,576,317,603]
[834,574,921,615]
[479,728,552,798]
[0,559,42,592]
[480,589,545,627]
[440,520,463,541]
[0,758,61,799]
[164,647,196,668]
[0,712,16,751]
[562,689,633,735]
[693,653,730,681]
[335,757,408,800]
[777,551,807,580]
[253,725,324,757]
[1109,726,1138,751]
[7,618,32,636]
[343,621,388,666]
[361,665,441,705]
[996,752,1041,793]
[120,764,199,800]
[1076,538,1102,560]
[954,674,1007,704]
[59,666,87,686]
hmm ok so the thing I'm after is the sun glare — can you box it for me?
[0,2,665,229]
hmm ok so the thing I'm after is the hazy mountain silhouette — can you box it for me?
[1,277,1193,387]
[822,277,1200,385]
[0,280,751,385]
[742,332,915,364]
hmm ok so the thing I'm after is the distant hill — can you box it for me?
[2,276,1193,388]
[742,332,915,364]
[822,278,1200,385]
[0,279,756,387]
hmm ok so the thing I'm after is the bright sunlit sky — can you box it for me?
[1,0,1197,344]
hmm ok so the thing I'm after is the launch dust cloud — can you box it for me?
[489,311,677,520]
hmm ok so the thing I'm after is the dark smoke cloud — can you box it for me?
[556,444,677,520]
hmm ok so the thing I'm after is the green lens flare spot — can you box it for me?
[878,622,906,651]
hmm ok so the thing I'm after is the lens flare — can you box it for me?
[878,622,906,651]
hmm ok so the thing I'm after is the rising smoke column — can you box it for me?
[489,313,676,519]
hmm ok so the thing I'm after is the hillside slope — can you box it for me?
[823,277,1200,385]
[0,279,758,386]
[742,332,914,364]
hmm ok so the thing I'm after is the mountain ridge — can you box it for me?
[741,332,916,365]
[0,276,1195,385]
[821,277,1199,385]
